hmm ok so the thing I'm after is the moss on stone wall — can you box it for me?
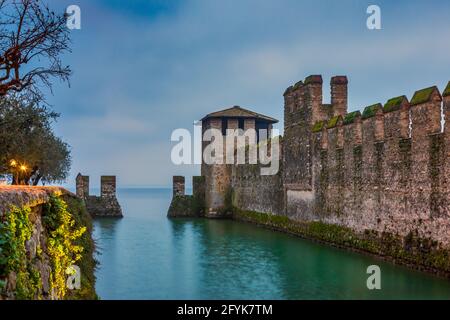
[326,115,341,129]
[384,96,407,113]
[167,194,209,218]
[0,206,38,299]
[443,82,450,97]
[61,196,97,300]
[410,86,438,106]
[233,208,450,277]
[312,121,325,133]
[167,195,195,217]
[0,195,97,300]
[343,111,360,125]
[362,103,382,119]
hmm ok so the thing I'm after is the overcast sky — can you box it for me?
[44,0,450,189]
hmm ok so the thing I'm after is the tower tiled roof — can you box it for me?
[201,106,278,123]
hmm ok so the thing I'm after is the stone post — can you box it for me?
[330,76,348,117]
[76,173,89,199]
[101,176,116,198]
[305,75,324,124]
[173,176,185,197]
[410,86,442,137]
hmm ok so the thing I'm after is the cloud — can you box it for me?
[43,0,450,188]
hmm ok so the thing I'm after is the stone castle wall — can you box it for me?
[168,75,450,275]
[76,174,122,217]
[231,142,284,215]
[229,76,450,250]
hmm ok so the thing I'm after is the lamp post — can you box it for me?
[8,160,29,185]
[19,164,28,185]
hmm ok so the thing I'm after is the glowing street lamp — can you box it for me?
[10,159,17,167]
[20,165,28,172]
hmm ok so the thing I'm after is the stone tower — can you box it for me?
[200,106,278,217]
[76,173,89,199]
[283,75,348,217]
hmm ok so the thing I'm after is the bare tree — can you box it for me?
[0,0,71,98]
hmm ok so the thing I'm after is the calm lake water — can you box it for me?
[93,188,450,300]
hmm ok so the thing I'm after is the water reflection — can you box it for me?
[93,188,450,300]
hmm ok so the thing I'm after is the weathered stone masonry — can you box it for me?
[76,174,122,217]
[308,81,450,247]
[167,176,206,217]
[168,76,450,276]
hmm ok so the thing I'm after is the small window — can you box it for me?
[238,118,245,130]
[221,118,227,136]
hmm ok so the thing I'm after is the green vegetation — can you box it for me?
[0,195,96,300]
[0,206,40,299]
[43,195,84,299]
[53,196,96,300]
[312,121,325,133]
[362,103,382,119]
[384,96,407,113]
[233,208,450,274]
[0,0,74,185]
[410,86,438,106]
[343,111,361,125]
[168,195,195,217]
[443,82,450,97]
[326,115,342,129]
[0,96,71,185]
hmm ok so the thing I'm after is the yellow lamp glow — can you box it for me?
[20,165,27,171]
[10,159,17,167]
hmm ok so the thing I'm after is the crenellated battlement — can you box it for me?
[311,83,447,147]
[170,74,450,275]
[284,75,348,129]
[304,79,450,248]
[76,173,123,217]
[279,75,450,253]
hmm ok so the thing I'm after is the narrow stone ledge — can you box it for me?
[0,186,75,214]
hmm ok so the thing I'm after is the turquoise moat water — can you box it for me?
[93,188,450,299]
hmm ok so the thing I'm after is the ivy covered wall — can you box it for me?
[0,187,96,300]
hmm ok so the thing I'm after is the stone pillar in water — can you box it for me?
[173,176,185,197]
[76,173,89,199]
[101,176,116,198]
